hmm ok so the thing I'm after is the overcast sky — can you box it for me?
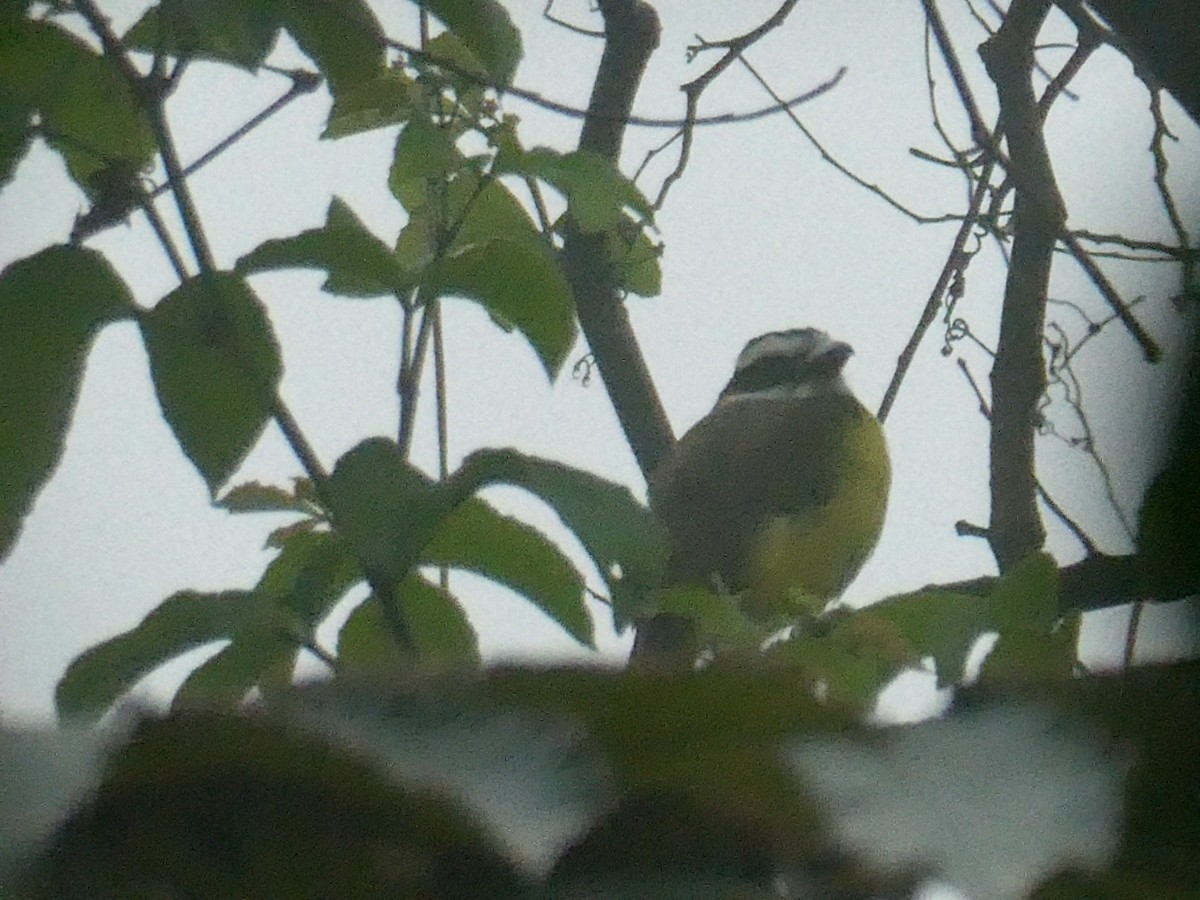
[1,0,1197,721]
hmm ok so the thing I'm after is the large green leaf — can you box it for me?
[608,223,663,298]
[140,273,282,493]
[337,579,479,672]
[507,147,654,233]
[278,0,384,99]
[859,590,989,687]
[413,0,522,88]
[424,497,593,648]
[327,438,456,584]
[430,238,576,376]
[388,115,468,212]
[237,197,413,298]
[323,66,419,139]
[771,611,917,709]
[123,0,280,70]
[171,625,297,710]
[217,479,316,515]
[455,449,666,627]
[988,551,1060,634]
[0,246,134,561]
[392,174,546,275]
[125,0,383,99]
[254,529,361,626]
[55,590,253,723]
[0,19,154,197]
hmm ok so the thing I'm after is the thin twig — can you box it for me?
[1071,229,1193,260]
[922,0,1000,157]
[543,0,603,38]
[398,293,436,456]
[739,56,955,224]
[73,0,330,491]
[1122,600,1144,668]
[145,70,320,202]
[432,302,450,593]
[385,32,839,130]
[652,0,803,206]
[1042,339,1136,544]
[956,358,1099,554]
[1059,232,1162,362]
[1147,86,1194,287]
[138,193,189,281]
[879,161,996,422]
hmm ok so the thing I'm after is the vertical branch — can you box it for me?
[560,0,674,481]
[980,0,1064,570]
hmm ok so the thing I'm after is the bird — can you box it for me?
[634,328,890,664]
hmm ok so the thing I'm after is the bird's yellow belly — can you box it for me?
[743,415,889,617]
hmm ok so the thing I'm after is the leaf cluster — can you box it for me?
[0,0,666,717]
[9,662,1200,899]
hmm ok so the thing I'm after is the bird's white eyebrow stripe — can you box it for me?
[734,329,836,372]
[716,382,823,405]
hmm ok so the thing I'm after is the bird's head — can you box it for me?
[717,328,854,406]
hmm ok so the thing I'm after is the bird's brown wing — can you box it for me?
[649,394,861,590]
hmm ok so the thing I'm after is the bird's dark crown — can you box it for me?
[720,328,853,400]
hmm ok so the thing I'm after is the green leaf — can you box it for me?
[327,437,455,583]
[0,246,134,561]
[172,625,296,709]
[323,65,419,139]
[446,174,545,253]
[415,0,522,87]
[653,586,764,649]
[988,551,1060,634]
[389,116,468,211]
[774,611,918,708]
[455,449,666,627]
[0,89,32,191]
[511,148,654,233]
[337,579,479,672]
[255,529,361,626]
[55,590,253,722]
[123,0,279,70]
[126,0,384,97]
[175,533,359,712]
[392,173,548,274]
[140,273,282,493]
[237,197,413,298]
[430,238,576,376]
[0,19,155,197]
[424,497,594,647]
[860,590,989,687]
[608,225,662,298]
[278,0,384,99]
[218,480,314,514]
[979,619,1078,684]
[266,517,319,548]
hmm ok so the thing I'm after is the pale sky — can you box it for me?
[1,0,1197,721]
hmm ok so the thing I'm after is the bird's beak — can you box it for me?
[817,341,854,374]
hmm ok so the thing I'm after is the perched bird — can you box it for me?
[635,328,890,663]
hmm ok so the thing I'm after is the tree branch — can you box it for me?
[979,0,1063,571]
[560,0,674,481]
[917,552,1190,616]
